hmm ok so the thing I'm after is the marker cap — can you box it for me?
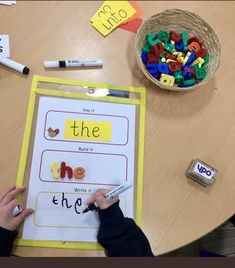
[23,66,30,75]
[44,61,60,68]
[12,205,23,217]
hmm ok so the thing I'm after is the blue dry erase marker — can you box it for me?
[82,183,132,214]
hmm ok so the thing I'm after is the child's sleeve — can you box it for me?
[97,201,154,257]
[0,227,18,256]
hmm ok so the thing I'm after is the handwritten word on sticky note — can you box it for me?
[64,119,112,141]
[0,35,10,57]
[90,1,136,36]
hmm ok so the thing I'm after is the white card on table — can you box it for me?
[0,35,10,57]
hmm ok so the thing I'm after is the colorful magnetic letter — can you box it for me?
[74,167,86,179]
[60,162,73,179]
[160,74,175,86]
[51,162,60,179]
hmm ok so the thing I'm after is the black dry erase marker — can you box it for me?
[82,183,132,214]
[0,56,29,75]
[12,205,23,217]
[82,203,99,214]
[44,60,103,68]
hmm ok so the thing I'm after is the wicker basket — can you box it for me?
[135,9,221,91]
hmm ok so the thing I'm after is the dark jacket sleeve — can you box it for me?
[0,227,18,256]
[97,201,154,257]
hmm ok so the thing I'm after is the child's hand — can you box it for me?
[0,186,34,231]
[87,189,119,210]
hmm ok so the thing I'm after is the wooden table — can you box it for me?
[0,1,234,257]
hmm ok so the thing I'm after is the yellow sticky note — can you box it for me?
[90,1,136,36]
[90,1,110,23]
[64,119,112,141]
[91,20,111,36]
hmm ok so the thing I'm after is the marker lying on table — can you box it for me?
[44,59,103,69]
[0,56,30,75]
[12,205,23,217]
[82,183,132,214]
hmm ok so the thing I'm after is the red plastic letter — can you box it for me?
[60,162,73,179]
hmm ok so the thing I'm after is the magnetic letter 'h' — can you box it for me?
[60,162,73,179]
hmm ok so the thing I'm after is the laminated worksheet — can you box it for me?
[16,75,146,249]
